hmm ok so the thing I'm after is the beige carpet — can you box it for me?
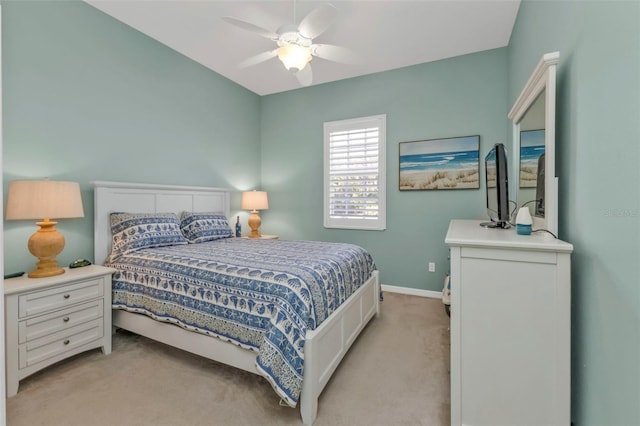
[6,293,450,426]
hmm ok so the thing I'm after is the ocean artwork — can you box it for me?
[399,135,480,190]
[520,129,545,188]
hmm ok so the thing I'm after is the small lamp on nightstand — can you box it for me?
[241,190,269,238]
[5,180,84,278]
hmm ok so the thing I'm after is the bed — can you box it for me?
[92,181,380,425]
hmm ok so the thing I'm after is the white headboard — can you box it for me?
[92,181,231,265]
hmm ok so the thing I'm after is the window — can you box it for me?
[324,114,386,230]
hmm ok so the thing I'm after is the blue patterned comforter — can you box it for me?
[106,238,376,406]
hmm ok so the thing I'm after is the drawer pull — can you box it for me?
[63,294,71,299]
[63,317,70,323]
[63,339,70,345]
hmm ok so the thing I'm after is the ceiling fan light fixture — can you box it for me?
[277,44,312,72]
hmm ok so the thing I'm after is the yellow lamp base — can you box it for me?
[247,211,262,238]
[27,219,66,278]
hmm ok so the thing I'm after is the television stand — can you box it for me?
[479,221,510,229]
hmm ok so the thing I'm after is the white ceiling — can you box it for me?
[86,0,521,96]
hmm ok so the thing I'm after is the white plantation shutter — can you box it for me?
[324,115,386,230]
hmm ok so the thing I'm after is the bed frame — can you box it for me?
[92,181,380,425]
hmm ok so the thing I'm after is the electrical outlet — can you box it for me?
[428,262,436,273]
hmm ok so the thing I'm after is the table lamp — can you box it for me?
[5,180,85,278]
[241,190,269,238]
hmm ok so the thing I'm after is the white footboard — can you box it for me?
[300,270,380,425]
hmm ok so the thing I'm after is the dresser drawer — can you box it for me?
[18,278,104,318]
[18,299,104,344]
[19,318,104,369]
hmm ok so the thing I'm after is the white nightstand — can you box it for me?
[242,234,279,240]
[4,264,115,396]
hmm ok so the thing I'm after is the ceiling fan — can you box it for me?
[222,3,358,87]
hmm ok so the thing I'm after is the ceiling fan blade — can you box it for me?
[222,16,279,40]
[296,64,313,87]
[298,4,338,39]
[237,50,278,68]
[312,44,361,64]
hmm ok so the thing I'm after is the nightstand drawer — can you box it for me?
[19,318,104,368]
[18,278,104,318]
[18,299,104,344]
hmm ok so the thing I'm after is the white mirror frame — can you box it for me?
[508,51,559,236]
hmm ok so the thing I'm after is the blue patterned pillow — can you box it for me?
[109,212,188,261]
[180,212,232,243]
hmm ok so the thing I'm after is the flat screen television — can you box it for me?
[481,143,510,228]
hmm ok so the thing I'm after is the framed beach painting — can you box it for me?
[519,129,545,188]
[399,135,480,190]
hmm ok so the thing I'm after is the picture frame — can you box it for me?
[399,135,480,190]
[519,129,545,188]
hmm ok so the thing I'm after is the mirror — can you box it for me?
[518,92,545,217]
[508,52,559,236]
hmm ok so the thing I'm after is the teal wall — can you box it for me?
[508,1,640,424]
[260,49,509,290]
[2,1,261,273]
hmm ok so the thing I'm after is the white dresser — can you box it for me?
[445,220,573,426]
[4,265,115,396]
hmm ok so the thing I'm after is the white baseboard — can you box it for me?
[381,284,442,299]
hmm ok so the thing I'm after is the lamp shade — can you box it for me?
[277,44,312,71]
[6,180,84,220]
[241,190,269,211]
